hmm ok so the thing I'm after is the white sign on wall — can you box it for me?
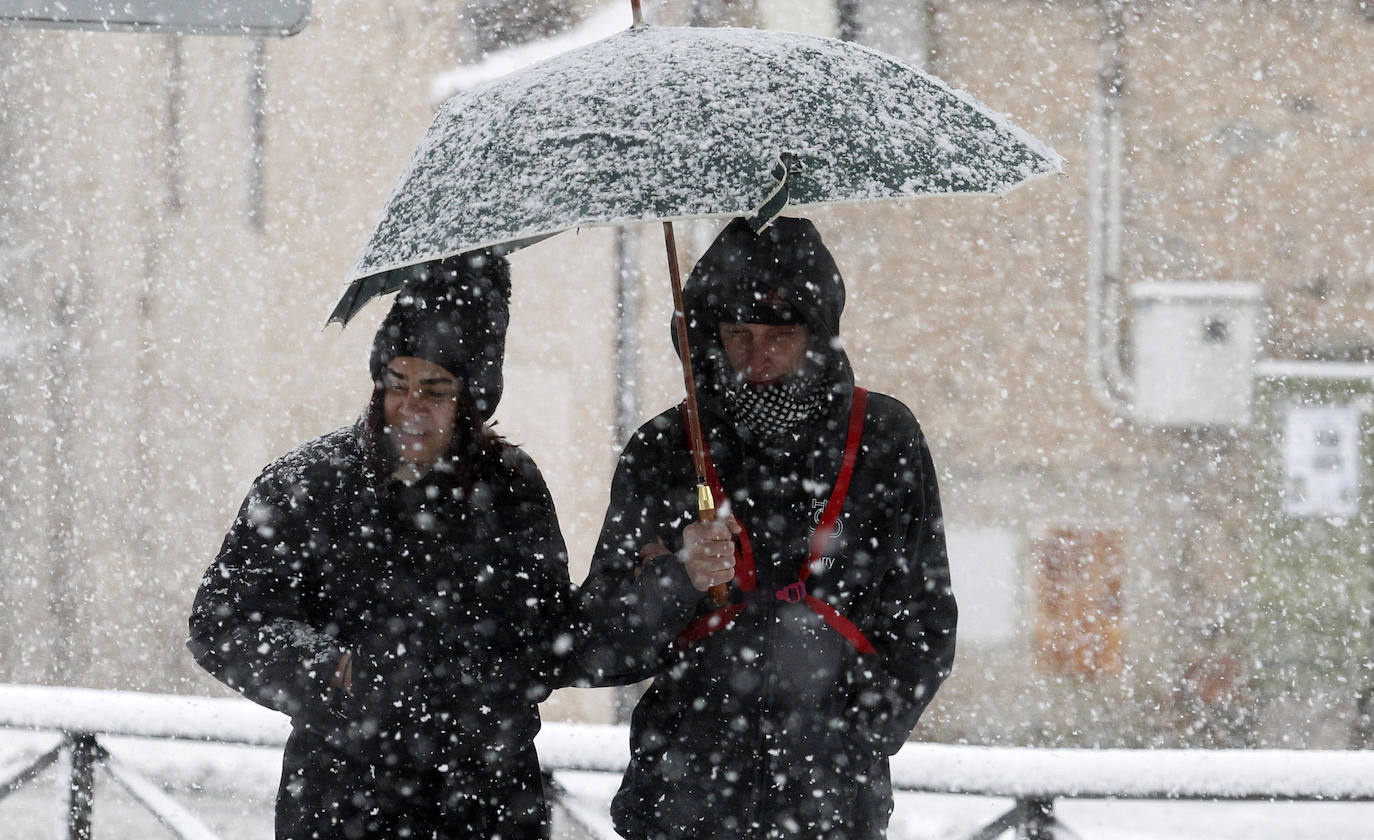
[1283,404,1362,519]
[944,527,1019,644]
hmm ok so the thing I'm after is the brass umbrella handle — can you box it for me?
[696,485,730,606]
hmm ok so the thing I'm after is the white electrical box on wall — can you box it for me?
[1281,403,1362,519]
[1128,282,1265,427]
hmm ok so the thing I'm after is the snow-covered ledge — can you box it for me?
[3,684,1374,802]
[890,742,1374,801]
[0,684,290,747]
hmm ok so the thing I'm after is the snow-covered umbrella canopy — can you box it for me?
[329,22,1061,324]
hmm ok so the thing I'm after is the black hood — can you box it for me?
[369,251,511,422]
[676,217,854,415]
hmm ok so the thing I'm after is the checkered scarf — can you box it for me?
[718,366,827,440]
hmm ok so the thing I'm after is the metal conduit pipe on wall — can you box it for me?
[1087,0,1134,416]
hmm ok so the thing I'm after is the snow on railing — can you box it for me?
[0,684,291,747]
[4,683,1374,840]
[889,742,1374,802]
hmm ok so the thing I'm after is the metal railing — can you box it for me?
[0,685,293,839]
[4,684,1374,840]
[0,684,634,840]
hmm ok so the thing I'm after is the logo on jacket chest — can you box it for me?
[807,499,844,572]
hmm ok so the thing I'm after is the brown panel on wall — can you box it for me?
[1034,527,1125,677]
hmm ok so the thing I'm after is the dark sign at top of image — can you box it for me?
[0,0,310,36]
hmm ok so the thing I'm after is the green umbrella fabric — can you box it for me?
[330,23,1061,325]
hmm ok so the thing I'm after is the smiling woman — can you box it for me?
[380,356,461,481]
[188,252,583,840]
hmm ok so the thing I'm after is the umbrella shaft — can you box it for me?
[664,221,728,606]
[664,221,711,486]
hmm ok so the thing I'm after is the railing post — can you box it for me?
[1015,797,1056,840]
[60,733,99,840]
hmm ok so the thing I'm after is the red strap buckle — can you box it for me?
[776,582,806,603]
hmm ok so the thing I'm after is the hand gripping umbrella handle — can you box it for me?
[697,484,730,606]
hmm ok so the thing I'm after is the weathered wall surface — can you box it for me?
[2,0,1372,746]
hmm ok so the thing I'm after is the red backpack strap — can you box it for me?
[804,595,877,655]
[802,387,868,583]
[800,387,876,655]
[675,389,877,656]
[675,603,747,649]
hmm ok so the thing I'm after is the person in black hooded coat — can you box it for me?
[580,217,957,840]
[188,253,579,840]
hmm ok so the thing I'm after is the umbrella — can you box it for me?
[330,10,1059,322]
[330,0,1061,600]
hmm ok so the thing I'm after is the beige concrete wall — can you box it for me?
[832,0,1374,746]
[0,3,470,692]
[2,0,1372,745]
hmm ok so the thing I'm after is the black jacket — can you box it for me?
[582,394,955,839]
[188,422,577,839]
[581,217,956,840]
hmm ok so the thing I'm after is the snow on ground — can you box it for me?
[3,731,1374,840]
[886,794,1374,840]
[889,742,1374,800]
[558,771,1374,840]
[4,687,1374,840]
[0,730,597,839]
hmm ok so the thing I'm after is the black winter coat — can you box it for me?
[188,422,577,840]
[581,391,956,840]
